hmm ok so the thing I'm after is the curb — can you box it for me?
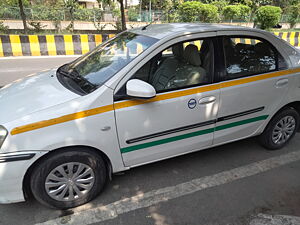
[0,34,115,57]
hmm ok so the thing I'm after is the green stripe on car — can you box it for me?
[121,115,269,154]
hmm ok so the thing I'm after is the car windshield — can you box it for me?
[58,32,158,93]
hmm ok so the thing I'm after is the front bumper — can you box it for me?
[0,151,47,204]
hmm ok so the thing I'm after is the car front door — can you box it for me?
[214,34,290,145]
[114,36,220,167]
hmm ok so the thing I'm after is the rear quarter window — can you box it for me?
[223,36,288,80]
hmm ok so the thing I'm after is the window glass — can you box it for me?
[63,32,158,87]
[223,37,287,79]
[133,38,214,92]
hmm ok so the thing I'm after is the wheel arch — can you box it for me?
[262,101,300,134]
[22,145,113,200]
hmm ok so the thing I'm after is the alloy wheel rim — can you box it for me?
[272,115,296,145]
[45,162,95,202]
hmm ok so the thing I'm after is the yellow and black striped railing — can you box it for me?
[0,32,299,57]
[0,34,116,57]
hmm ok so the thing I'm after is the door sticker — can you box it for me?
[188,99,197,109]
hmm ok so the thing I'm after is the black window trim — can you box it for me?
[114,37,219,101]
[219,35,288,82]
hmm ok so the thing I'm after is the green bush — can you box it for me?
[222,4,250,21]
[179,2,219,23]
[255,5,282,30]
[31,6,64,21]
[223,5,240,21]
[0,21,9,34]
[287,4,300,28]
[199,4,219,22]
[238,4,251,20]
[212,0,229,12]
[179,1,202,22]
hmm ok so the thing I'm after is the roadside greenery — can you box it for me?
[286,3,300,28]
[222,4,251,21]
[1,0,300,33]
[255,5,282,30]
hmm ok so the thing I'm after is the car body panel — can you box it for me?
[0,69,79,124]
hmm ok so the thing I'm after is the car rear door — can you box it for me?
[214,33,290,145]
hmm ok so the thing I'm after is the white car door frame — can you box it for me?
[113,32,221,167]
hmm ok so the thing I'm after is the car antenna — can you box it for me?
[141,20,154,30]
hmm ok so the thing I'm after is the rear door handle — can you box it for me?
[275,79,288,88]
[199,96,216,105]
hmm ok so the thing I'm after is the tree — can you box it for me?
[179,1,202,22]
[118,0,126,31]
[199,4,219,22]
[140,0,163,10]
[222,4,251,21]
[179,1,219,23]
[287,3,300,28]
[255,5,282,30]
[212,0,230,12]
[64,0,78,31]
[162,0,183,22]
[96,0,111,9]
[18,0,28,34]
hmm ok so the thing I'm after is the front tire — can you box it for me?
[30,148,107,209]
[259,108,299,150]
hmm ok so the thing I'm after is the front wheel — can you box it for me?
[259,108,299,150]
[30,148,107,209]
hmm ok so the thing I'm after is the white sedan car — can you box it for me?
[1,23,300,209]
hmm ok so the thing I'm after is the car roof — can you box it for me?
[130,23,270,40]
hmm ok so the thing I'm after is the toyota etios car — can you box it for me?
[1,23,300,209]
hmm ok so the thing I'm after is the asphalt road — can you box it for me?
[0,56,78,87]
[0,57,300,225]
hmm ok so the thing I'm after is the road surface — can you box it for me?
[0,56,78,87]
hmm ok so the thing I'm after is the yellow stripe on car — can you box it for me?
[11,105,115,135]
[10,67,300,136]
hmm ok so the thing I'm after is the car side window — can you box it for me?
[132,38,214,93]
[223,36,288,80]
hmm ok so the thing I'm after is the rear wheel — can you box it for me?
[259,108,299,150]
[30,148,107,209]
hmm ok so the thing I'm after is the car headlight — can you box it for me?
[0,126,8,149]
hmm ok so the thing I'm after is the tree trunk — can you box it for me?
[118,0,126,31]
[18,0,28,34]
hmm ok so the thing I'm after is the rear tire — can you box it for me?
[30,148,107,209]
[259,108,299,150]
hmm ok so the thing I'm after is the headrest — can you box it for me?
[184,44,201,66]
[254,42,271,56]
[172,44,184,60]
[235,43,249,53]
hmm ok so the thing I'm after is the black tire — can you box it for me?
[259,108,299,150]
[30,148,107,209]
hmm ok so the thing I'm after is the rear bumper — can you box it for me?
[0,151,47,204]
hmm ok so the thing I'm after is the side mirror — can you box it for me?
[126,79,156,99]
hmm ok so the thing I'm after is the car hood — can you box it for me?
[0,69,80,125]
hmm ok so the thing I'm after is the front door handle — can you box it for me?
[199,96,216,105]
[275,79,288,88]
